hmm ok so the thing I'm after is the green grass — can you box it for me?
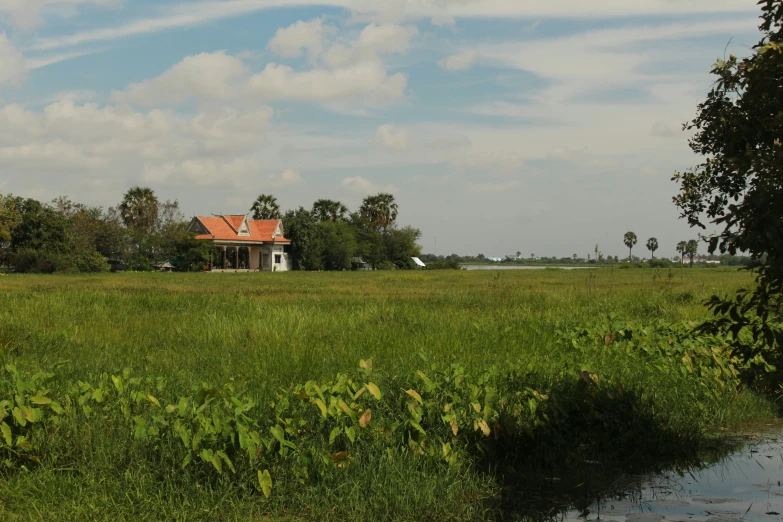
[0,268,776,521]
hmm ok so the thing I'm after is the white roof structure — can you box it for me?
[411,257,426,268]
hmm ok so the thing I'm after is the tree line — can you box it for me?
[0,188,422,273]
[623,232,701,265]
[269,193,422,271]
[0,188,210,273]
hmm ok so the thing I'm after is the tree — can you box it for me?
[312,199,348,222]
[672,1,783,366]
[685,239,699,266]
[0,193,23,262]
[318,221,357,270]
[358,193,398,231]
[623,231,638,262]
[676,241,687,265]
[516,251,521,259]
[282,207,319,270]
[119,187,159,232]
[646,237,659,260]
[250,194,281,220]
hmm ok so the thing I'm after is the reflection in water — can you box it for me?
[502,428,783,521]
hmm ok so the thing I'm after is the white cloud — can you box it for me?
[30,0,755,50]
[248,61,407,101]
[266,169,303,187]
[341,175,395,195]
[0,33,26,86]
[0,0,118,30]
[114,51,248,106]
[268,19,332,59]
[438,51,475,71]
[0,100,274,187]
[322,23,418,68]
[465,179,522,193]
[376,124,410,152]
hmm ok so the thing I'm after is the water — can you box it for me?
[463,265,592,271]
[514,428,783,521]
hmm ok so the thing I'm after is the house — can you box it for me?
[153,260,174,272]
[187,215,292,272]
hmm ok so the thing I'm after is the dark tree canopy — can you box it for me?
[119,187,159,232]
[250,194,282,220]
[673,0,783,363]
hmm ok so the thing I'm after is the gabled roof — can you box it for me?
[190,215,290,243]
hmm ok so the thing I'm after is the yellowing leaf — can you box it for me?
[313,398,327,418]
[258,469,273,498]
[359,409,371,428]
[0,422,11,446]
[406,389,423,404]
[359,359,372,370]
[366,383,382,401]
[29,396,52,406]
[147,395,160,407]
[450,419,459,436]
[477,420,491,437]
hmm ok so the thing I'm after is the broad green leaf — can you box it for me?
[29,396,51,406]
[111,375,124,393]
[147,395,160,407]
[258,469,273,498]
[409,420,426,435]
[406,389,422,404]
[329,427,341,444]
[15,436,31,451]
[49,402,64,415]
[345,426,356,443]
[366,383,382,400]
[12,407,26,427]
[217,450,235,473]
[0,422,11,446]
[416,371,435,391]
[182,453,193,469]
[270,425,286,444]
[312,398,327,418]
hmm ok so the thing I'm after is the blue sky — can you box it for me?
[0,0,763,258]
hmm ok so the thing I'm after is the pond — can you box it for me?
[507,427,783,521]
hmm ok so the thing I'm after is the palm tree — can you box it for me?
[646,237,659,260]
[359,193,398,231]
[623,231,638,262]
[119,186,159,232]
[686,239,699,266]
[676,241,687,265]
[250,194,281,220]
[312,199,348,222]
[516,251,521,259]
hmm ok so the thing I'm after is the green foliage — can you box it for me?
[312,199,349,223]
[623,231,638,262]
[250,194,282,220]
[673,1,783,368]
[424,260,462,270]
[0,270,775,519]
[119,187,159,232]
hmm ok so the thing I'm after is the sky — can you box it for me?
[0,0,764,258]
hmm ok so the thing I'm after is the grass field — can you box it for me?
[0,268,776,521]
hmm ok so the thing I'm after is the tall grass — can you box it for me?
[0,268,775,521]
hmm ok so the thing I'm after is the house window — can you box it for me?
[275,254,282,264]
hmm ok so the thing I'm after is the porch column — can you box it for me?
[220,246,227,269]
[249,246,260,270]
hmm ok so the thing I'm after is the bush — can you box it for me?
[647,258,673,269]
[9,249,78,273]
[424,260,462,270]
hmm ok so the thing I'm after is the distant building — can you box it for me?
[152,260,174,272]
[188,215,292,272]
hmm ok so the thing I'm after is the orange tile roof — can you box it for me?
[194,216,290,243]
